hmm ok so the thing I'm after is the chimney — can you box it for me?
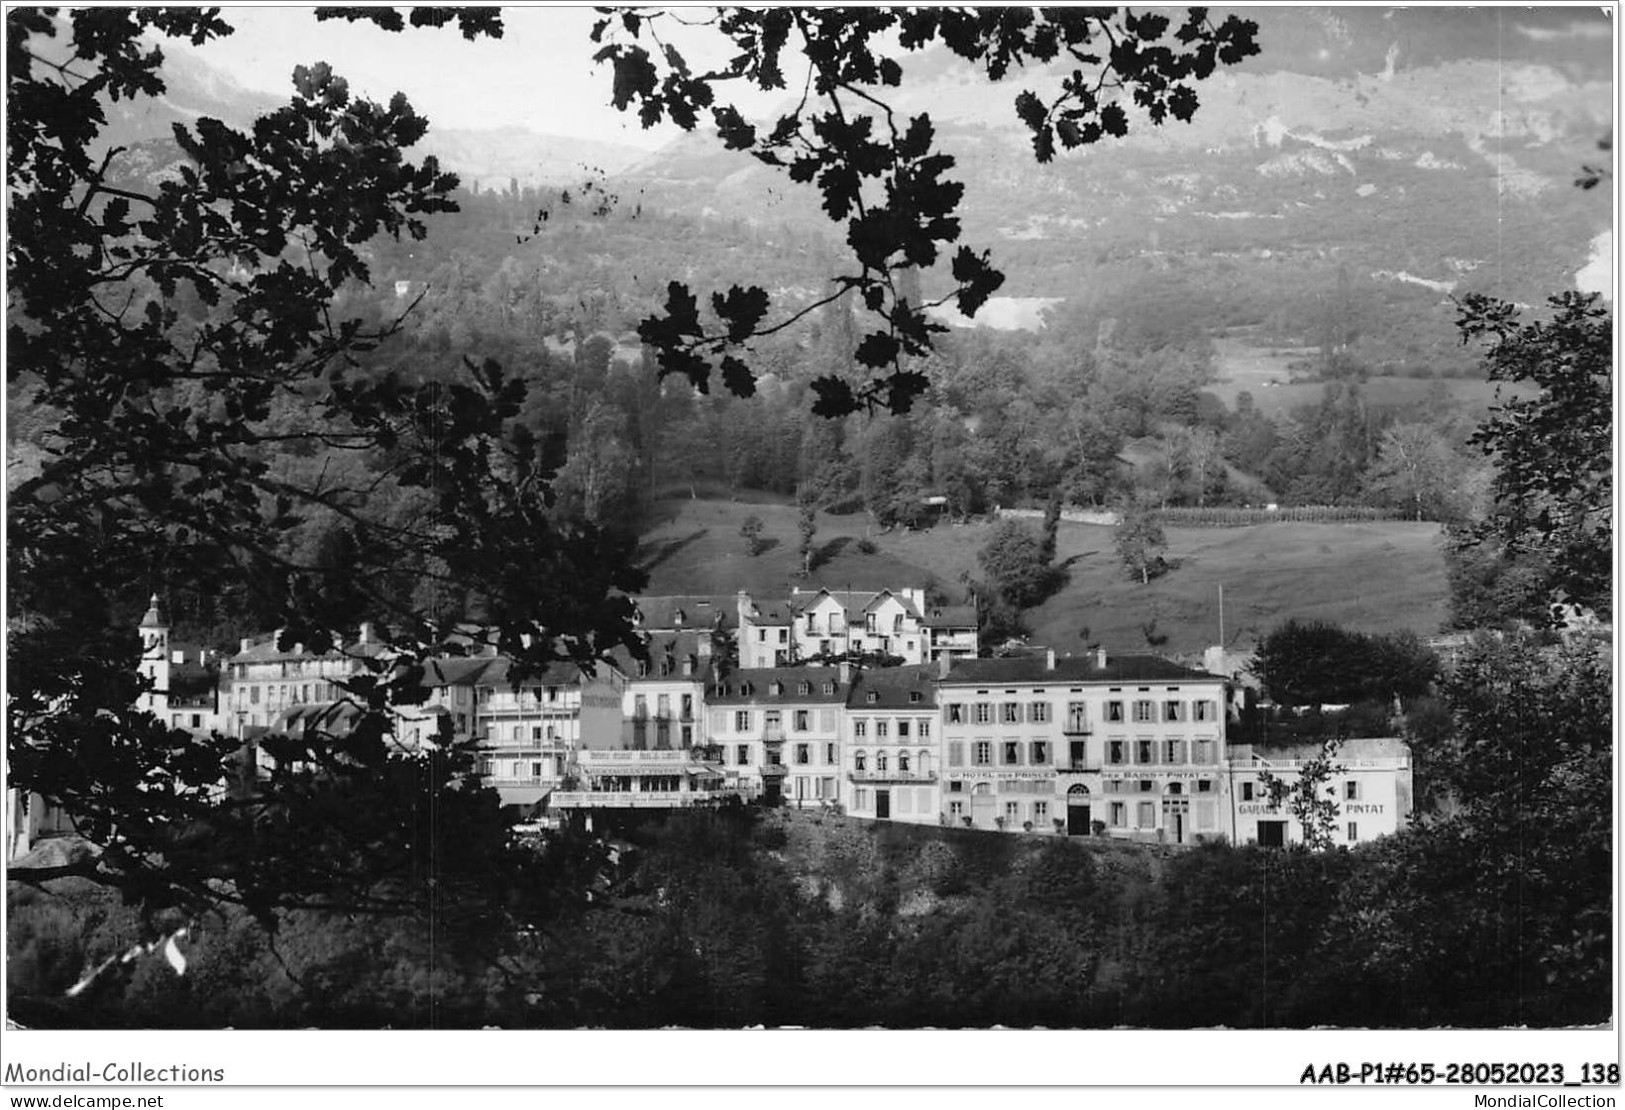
[1046,648,1055,671]
[1096,646,1107,668]
[838,661,852,687]
[171,649,186,665]
[937,655,951,680]
[697,632,713,658]
[359,622,375,645]
[240,637,251,655]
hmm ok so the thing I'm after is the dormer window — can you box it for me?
[866,691,878,704]
[770,681,783,696]
[798,681,810,696]
[909,691,922,703]
[822,682,834,695]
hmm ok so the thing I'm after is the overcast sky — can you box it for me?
[182,7,777,149]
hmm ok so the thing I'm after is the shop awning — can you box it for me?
[497,786,550,808]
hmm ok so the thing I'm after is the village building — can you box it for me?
[706,666,849,805]
[842,665,940,824]
[611,631,712,752]
[937,649,1230,842]
[542,631,737,816]
[1226,736,1413,847]
[472,656,624,815]
[736,586,978,667]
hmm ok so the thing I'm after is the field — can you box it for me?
[1208,335,1523,418]
[636,497,1451,657]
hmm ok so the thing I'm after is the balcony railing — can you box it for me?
[761,726,786,742]
[1062,721,1092,736]
[1057,760,1102,773]
[550,789,738,810]
[847,769,938,784]
[760,760,789,777]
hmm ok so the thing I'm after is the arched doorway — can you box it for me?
[1067,783,1092,836]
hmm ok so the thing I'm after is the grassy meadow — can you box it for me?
[636,497,1451,656]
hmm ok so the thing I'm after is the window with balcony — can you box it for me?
[973,741,992,766]
[898,751,911,773]
[876,751,888,772]
[1132,700,1155,723]
[855,751,867,771]
[1105,700,1124,722]
[1001,702,1020,724]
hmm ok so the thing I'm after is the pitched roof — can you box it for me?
[607,632,714,683]
[919,605,977,628]
[631,594,737,631]
[708,666,848,704]
[847,664,938,709]
[942,653,1222,686]
[787,588,921,620]
[475,656,617,689]
[231,635,392,664]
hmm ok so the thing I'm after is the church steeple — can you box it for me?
[139,593,167,630]
[138,593,171,715]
